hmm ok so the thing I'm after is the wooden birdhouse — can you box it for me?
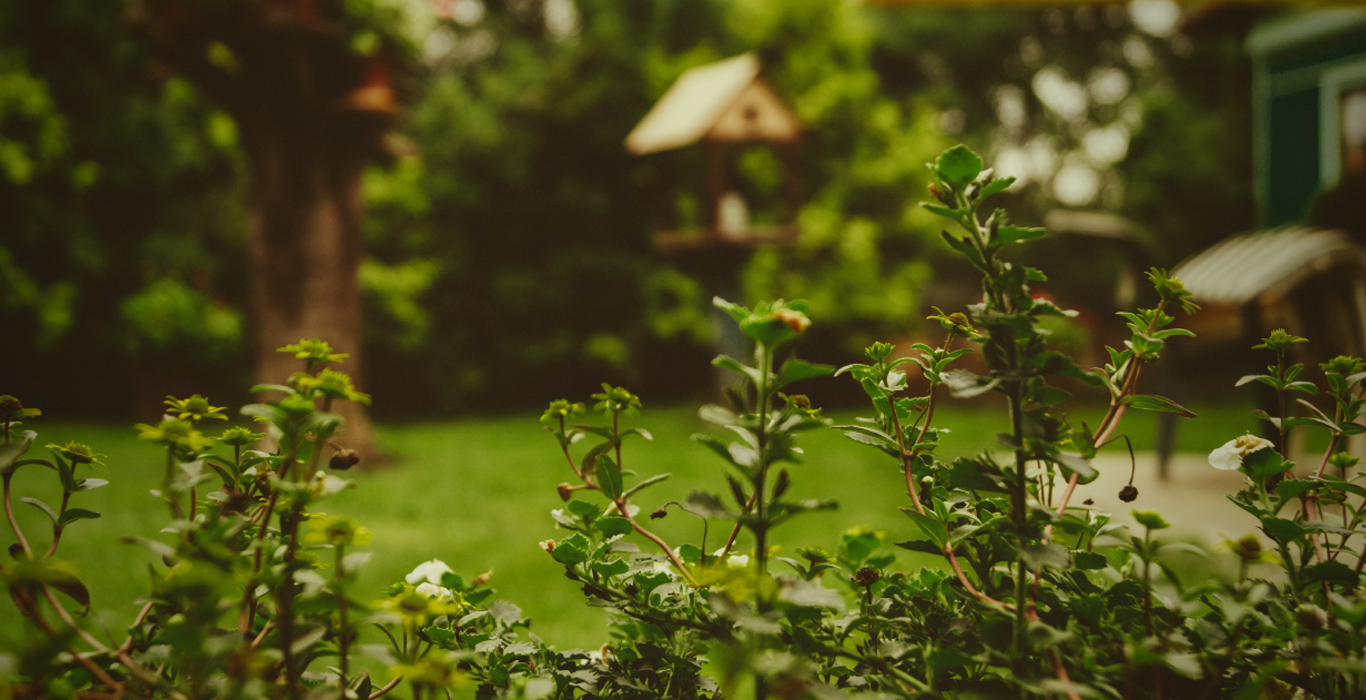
[625,54,803,252]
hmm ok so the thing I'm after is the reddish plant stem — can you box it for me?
[889,372,1010,610]
[369,675,403,699]
[616,496,699,586]
[3,473,33,558]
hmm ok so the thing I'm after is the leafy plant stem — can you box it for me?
[3,472,33,558]
[887,359,1006,609]
[44,489,71,559]
[1009,386,1030,653]
[336,543,350,686]
[616,496,699,586]
[1276,347,1289,460]
[754,341,774,579]
[279,506,304,700]
[164,447,183,520]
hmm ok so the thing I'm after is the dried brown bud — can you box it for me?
[650,507,668,520]
[472,571,493,587]
[329,448,360,471]
[1082,498,1094,506]
[539,539,555,553]
[927,183,954,207]
[556,482,573,501]
[1230,534,1263,562]
[1298,604,1328,632]
[1118,485,1139,502]
[853,567,881,588]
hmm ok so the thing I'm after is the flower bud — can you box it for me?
[539,539,555,553]
[329,448,360,471]
[1118,485,1138,502]
[1229,534,1262,562]
[556,483,573,501]
[650,507,668,520]
[853,567,881,588]
[1297,604,1328,632]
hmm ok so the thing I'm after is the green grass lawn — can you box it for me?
[1,397,1261,653]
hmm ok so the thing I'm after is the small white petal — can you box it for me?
[406,559,454,585]
[1208,442,1242,471]
[727,555,750,568]
[415,582,454,600]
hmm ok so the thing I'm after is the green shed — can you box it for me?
[1248,8,1366,227]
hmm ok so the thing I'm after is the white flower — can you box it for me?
[406,559,453,586]
[415,582,455,600]
[712,547,749,568]
[652,560,677,578]
[1209,433,1275,471]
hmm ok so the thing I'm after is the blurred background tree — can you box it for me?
[0,0,248,417]
[0,0,1260,419]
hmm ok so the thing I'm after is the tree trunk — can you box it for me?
[245,126,381,463]
[130,2,399,463]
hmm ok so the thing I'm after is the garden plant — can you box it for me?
[4,145,1366,699]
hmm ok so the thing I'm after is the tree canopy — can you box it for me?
[0,0,1258,417]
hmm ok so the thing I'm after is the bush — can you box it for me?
[4,145,1366,700]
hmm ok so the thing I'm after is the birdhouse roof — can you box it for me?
[625,53,801,155]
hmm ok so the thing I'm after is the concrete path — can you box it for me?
[1069,451,1259,544]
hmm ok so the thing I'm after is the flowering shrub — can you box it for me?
[4,145,1366,699]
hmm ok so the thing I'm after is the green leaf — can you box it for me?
[978,177,1015,199]
[942,369,999,399]
[934,145,983,187]
[591,559,630,578]
[623,472,670,499]
[75,478,109,492]
[1019,543,1070,570]
[565,499,601,522]
[121,536,176,560]
[712,355,761,385]
[894,539,945,556]
[940,231,983,267]
[1302,560,1358,590]
[1132,511,1170,531]
[579,442,614,479]
[997,225,1046,246]
[0,430,36,473]
[1260,516,1306,544]
[56,508,100,527]
[551,536,590,565]
[595,516,632,538]
[1074,551,1107,570]
[946,457,1008,493]
[596,455,623,500]
[1032,385,1071,405]
[777,358,835,387]
[1054,452,1097,484]
[21,497,57,523]
[1121,394,1196,418]
[1274,478,1318,504]
[1243,448,1293,480]
[902,508,948,548]
[680,491,737,520]
[698,404,745,427]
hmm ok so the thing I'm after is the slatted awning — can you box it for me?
[1172,226,1366,305]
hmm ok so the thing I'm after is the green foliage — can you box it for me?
[0,0,248,412]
